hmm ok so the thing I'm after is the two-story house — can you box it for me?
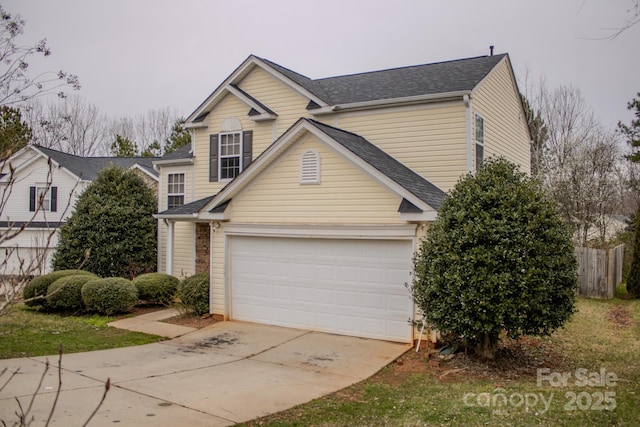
[0,145,158,276]
[154,53,531,343]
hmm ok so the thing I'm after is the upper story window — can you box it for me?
[475,114,485,169]
[167,173,185,209]
[209,117,253,182]
[29,186,57,212]
[219,132,242,180]
[300,149,320,184]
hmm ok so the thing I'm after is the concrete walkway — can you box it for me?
[0,319,410,426]
[107,308,196,338]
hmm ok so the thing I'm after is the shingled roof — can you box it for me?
[259,54,506,106]
[34,146,159,181]
[187,53,509,123]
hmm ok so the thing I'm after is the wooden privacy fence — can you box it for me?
[575,245,625,299]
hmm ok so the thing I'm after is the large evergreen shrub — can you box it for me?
[178,272,209,315]
[81,278,138,315]
[410,158,577,359]
[52,166,157,279]
[133,273,179,306]
[626,208,640,297]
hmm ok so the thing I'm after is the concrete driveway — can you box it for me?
[0,321,409,426]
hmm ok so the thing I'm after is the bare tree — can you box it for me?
[106,107,183,156]
[534,83,622,244]
[0,5,80,107]
[23,95,108,156]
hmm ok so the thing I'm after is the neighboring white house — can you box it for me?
[0,145,158,276]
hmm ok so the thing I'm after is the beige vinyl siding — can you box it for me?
[238,66,313,150]
[158,165,195,277]
[230,135,405,224]
[192,94,254,200]
[192,67,314,201]
[173,222,195,278]
[329,103,468,192]
[471,58,530,173]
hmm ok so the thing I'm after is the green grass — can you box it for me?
[241,297,640,426]
[0,305,164,359]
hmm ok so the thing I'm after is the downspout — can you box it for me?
[464,94,472,173]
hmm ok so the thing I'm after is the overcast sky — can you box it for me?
[6,0,640,131]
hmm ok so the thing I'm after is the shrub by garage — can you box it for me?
[133,273,179,306]
[178,272,209,316]
[23,270,98,308]
[46,275,96,313]
[81,278,138,315]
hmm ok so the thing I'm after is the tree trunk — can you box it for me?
[475,332,499,359]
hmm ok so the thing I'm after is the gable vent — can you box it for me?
[300,149,320,184]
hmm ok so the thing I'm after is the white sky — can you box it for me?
[6,0,640,130]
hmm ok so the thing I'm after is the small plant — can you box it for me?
[81,278,138,315]
[46,275,95,312]
[132,273,179,306]
[23,270,97,308]
[178,272,209,315]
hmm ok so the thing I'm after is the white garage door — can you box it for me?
[230,236,414,342]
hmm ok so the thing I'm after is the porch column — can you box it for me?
[166,220,175,275]
[209,221,219,316]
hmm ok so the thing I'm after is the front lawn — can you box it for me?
[0,305,163,359]
[241,297,640,426]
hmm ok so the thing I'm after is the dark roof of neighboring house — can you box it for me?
[305,119,445,210]
[0,221,65,229]
[259,54,507,106]
[34,146,159,181]
[160,143,192,161]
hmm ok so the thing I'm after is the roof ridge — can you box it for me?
[313,54,506,82]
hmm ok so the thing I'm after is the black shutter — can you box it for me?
[242,130,253,170]
[50,186,57,212]
[209,134,218,182]
[29,186,36,212]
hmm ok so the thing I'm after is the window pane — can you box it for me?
[220,157,240,180]
[475,115,484,143]
[476,143,484,168]
[36,187,50,211]
[168,195,184,209]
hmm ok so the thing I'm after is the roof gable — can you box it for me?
[203,118,444,216]
[186,53,508,123]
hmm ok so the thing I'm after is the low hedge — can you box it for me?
[23,270,98,308]
[81,278,138,315]
[178,272,209,315]
[132,273,179,306]
[46,275,96,312]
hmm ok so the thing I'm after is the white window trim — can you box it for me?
[300,149,321,185]
[218,131,243,182]
[167,172,186,209]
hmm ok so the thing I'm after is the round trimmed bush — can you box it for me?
[133,273,179,306]
[23,270,98,308]
[178,272,209,315]
[46,275,96,312]
[81,278,138,315]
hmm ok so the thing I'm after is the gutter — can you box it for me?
[311,90,471,115]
